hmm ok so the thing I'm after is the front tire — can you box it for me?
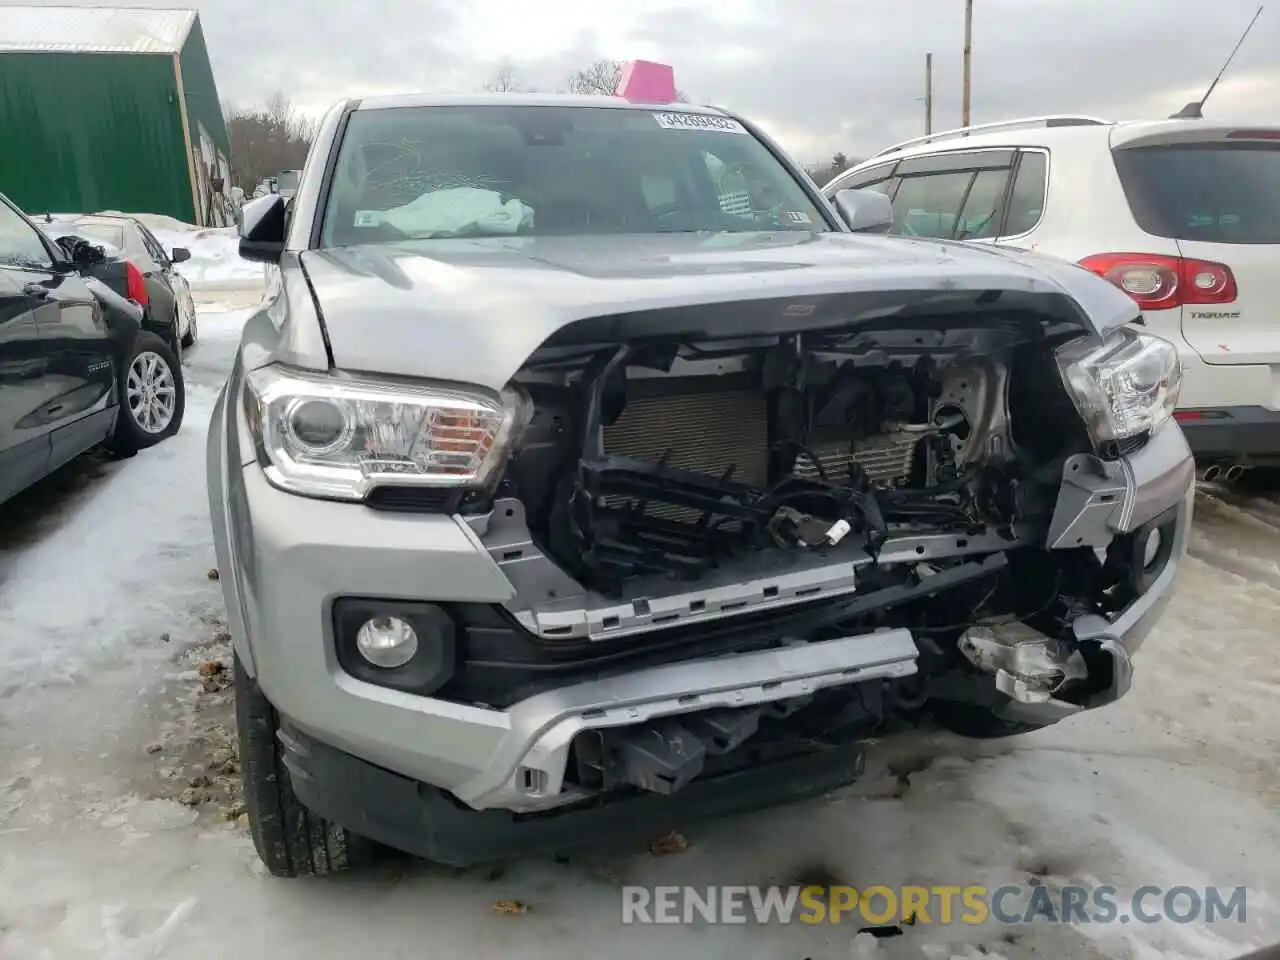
[235,656,374,877]
[108,331,184,457]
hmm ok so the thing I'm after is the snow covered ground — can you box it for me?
[1,240,1279,959]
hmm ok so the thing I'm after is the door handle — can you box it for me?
[23,282,51,299]
[46,403,64,415]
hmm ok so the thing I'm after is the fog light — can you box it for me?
[355,616,419,668]
[1141,527,1162,570]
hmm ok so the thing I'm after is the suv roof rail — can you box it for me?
[870,114,1113,159]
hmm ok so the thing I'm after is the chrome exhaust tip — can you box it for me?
[1198,464,1223,483]
[1224,464,1247,482]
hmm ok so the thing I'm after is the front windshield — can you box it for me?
[319,104,831,246]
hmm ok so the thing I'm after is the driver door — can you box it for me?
[0,269,51,503]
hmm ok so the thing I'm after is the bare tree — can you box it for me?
[564,58,691,101]
[805,152,858,186]
[226,92,316,193]
[565,58,624,95]
[482,60,528,93]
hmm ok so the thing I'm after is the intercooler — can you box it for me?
[601,382,920,524]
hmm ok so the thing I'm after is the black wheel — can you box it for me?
[107,331,185,457]
[235,655,375,877]
[931,701,1046,740]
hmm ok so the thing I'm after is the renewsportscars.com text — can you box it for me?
[621,884,1248,926]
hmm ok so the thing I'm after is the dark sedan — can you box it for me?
[1,194,186,505]
[38,213,198,357]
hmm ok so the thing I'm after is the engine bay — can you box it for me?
[434,315,1179,803]
[502,327,1047,600]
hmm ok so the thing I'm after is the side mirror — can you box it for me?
[833,188,894,233]
[170,247,192,263]
[238,194,287,263]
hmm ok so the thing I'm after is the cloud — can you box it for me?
[11,0,1280,160]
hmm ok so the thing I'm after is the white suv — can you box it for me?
[824,115,1280,476]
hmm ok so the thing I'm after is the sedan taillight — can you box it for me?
[125,261,149,306]
[1078,253,1237,311]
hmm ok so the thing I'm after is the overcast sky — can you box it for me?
[18,0,1280,162]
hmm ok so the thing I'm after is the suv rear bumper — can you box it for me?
[1175,406,1280,461]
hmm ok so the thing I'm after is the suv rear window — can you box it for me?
[1113,142,1280,244]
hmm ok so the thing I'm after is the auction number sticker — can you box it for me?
[653,112,747,134]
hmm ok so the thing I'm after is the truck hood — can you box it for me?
[297,231,1138,391]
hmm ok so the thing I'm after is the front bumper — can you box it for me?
[210,400,1193,814]
[279,722,869,867]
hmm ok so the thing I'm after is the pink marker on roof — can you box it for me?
[616,60,677,104]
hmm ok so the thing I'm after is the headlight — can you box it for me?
[244,365,531,500]
[1055,328,1182,452]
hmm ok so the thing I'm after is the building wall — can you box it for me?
[178,17,232,225]
[0,51,195,221]
[177,18,228,156]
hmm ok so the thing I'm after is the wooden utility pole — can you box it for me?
[961,0,973,126]
[925,53,934,134]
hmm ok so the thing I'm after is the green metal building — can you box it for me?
[0,5,232,226]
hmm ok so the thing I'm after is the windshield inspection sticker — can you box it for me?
[653,112,748,134]
[783,210,812,225]
[353,210,383,227]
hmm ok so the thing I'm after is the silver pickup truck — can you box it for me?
[209,92,1193,877]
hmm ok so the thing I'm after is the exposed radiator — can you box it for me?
[599,385,922,524]
[601,386,768,525]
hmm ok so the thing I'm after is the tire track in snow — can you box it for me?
[1187,535,1280,593]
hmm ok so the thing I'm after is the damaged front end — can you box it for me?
[372,292,1184,812]
[563,342,984,591]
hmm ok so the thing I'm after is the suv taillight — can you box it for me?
[1079,253,1237,311]
[125,261,149,306]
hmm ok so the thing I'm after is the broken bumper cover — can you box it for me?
[218,466,923,812]
[443,629,914,813]
[274,629,916,864]
[984,470,1193,725]
[279,722,868,868]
